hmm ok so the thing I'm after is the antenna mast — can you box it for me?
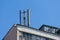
[20,10,22,25]
[27,9,30,27]
[19,9,30,27]
[23,10,26,26]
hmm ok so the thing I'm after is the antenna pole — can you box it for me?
[23,10,26,26]
[27,9,30,27]
[19,9,30,26]
[20,10,21,25]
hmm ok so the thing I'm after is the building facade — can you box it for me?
[3,24,60,40]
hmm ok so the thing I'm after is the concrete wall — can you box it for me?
[3,26,17,40]
[17,30,23,40]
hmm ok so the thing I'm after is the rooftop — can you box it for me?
[17,24,60,35]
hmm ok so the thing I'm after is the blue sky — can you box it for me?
[0,0,60,40]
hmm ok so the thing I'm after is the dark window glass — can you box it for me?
[22,32,54,40]
[19,36,22,40]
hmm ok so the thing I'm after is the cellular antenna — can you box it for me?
[19,9,30,27]
[27,9,30,27]
[20,10,22,25]
[23,10,26,26]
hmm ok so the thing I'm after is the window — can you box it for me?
[19,36,22,40]
[22,32,54,40]
[23,33,32,40]
[51,29,55,33]
[23,33,27,40]
[40,38,45,40]
[36,36,41,40]
[44,27,49,32]
[32,35,37,40]
[44,27,55,33]
[48,28,52,32]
